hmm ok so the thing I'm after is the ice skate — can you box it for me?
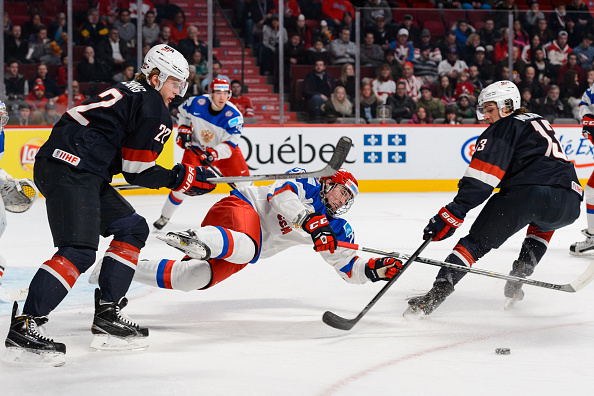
[403,281,454,317]
[569,229,594,256]
[90,289,149,351]
[503,260,527,310]
[156,229,211,260]
[2,302,66,367]
[153,215,169,230]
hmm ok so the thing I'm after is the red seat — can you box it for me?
[19,64,39,80]
[423,20,445,40]
[467,10,491,27]
[443,9,467,30]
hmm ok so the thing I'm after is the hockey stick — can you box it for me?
[114,136,353,190]
[322,238,432,331]
[337,241,594,293]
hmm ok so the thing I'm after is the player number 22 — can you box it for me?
[67,88,123,126]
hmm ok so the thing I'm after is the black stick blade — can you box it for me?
[322,311,358,331]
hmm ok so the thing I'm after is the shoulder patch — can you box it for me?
[225,110,234,118]
[198,98,206,106]
[344,222,353,239]
[228,116,242,127]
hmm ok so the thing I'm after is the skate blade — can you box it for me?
[2,347,65,367]
[90,334,149,352]
[569,249,594,257]
[402,306,425,318]
[156,235,209,260]
[0,286,29,303]
[504,297,519,311]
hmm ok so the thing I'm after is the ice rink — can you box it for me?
[1,191,594,395]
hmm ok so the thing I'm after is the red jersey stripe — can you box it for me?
[469,158,506,180]
[122,147,159,163]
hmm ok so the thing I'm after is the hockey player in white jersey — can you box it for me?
[570,83,594,255]
[154,78,250,230]
[108,168,404,292]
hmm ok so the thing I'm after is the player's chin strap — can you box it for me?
[0,176,39,213]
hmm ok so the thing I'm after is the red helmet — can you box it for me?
[210,78,230,93]
[320,168,359,217]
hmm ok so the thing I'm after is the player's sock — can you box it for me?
[134,258,212,291]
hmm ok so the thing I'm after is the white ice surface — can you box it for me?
[1,192,594,395]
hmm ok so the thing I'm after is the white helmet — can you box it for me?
[0,101,8,128]
[476,80,520,120]
[141,44,189,96]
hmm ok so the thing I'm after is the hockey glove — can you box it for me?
[365,257,403,282]
[424,204,465,241]
[302,212,337,253]
[172,163,216,196]
[176,125,193,149]
[582,114,594,144]
[198,148,219,166]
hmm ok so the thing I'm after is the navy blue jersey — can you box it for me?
[36,81,178,188]
[454,112,583,213]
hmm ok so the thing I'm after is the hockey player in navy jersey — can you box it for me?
[569,83,594,255]
[3,44,217,366]
[405,80,582,316]
[153,78,250,230]
[94,168,404,294]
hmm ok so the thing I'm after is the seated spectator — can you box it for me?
[178,26,208,61]
[201,60,231,91]
[79,9,109,47]
[389,28,414,66]
[27,64,59,99]
[285,33,306,68]
[455,71,476,101]
[408,106,432,124]
[443,105,460,125]
[370,16,395,51]
[361,32,385,67]
[7,102,36,126]
[412,45,438,84]
[566,18,582,50]
[229,80,255,118]
[468,64,487,91]
[398,61,423,102]
[340,11,357,42]
[56,54,74,89]
[97,28,132,74]
[363,0,393,33]
[437,31,463,62]
[382,49,403,81]
[438,47,468,82]
[49,13,68,47]
[521,34,541,63]
[329,27,356,65]
[56,80,85,113]
[293,14,312,49]
[531,47,554,85]
[477,18,499,54]
[520,87,540,113]
[113,8,136,47]
[359,78,381,123]
[567,0,593,35]
[169,10,191,44]
[190,50,208,82]
[336,63,356,99]
[322,85,353,123]
[573,34,594,69]
[156,25,177,49]
[550,3,568,32]
[244,0,274,49]
[142,10,160,45]
[260,15,288,75]
[5,25,28,64]
[518,66,544,100]
[386,81,415,122]
[113,63,135,83]
[27,27,61,65]
[303,59,335,122]
[76,46,111,83]
[416,84,445,119]
[372,63,396,104]
[463,33,482,64]
[558,52,582,83]
[321,0,354,31]
[185,65,203,98]
[532,17,555,46]
[22,12,43,42]
[4,60,28,102]
[495,0,520,30]
[453,19,473,46]
[524,1,544,32]
[579,67,594,94]
[398,14,420,47]
[497,65,511,81]
[561,70,582,117]
[497,45,526,84]
[414,29,442,63]
[436,74,456,106]
[548,30,573,69]
[306,39,332,65]
[25,80,49,118]
[276,0,301,32]
[468,46,493,83]
[494,28,511,63]
[512,20,529,49]
[42,102,60,125]
[454,93,476,122]
[3,10,11,33]
[311,20,334,48]
[539,84,571,122]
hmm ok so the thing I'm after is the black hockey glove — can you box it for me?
[424,203,465,241]
[172,163,216,196]
[176,125,192,149]
[302,212,337,253]
[198,148,219,166]
[365,257,403,282]
[582,114,594,144]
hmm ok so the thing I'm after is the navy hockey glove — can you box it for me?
[172,163,216,196]
[365,257,403,282]
[582,114,594,144]
[424,204,465,241]
[302,212,337,253]
[198,148,219,166]
[176,125,192,149]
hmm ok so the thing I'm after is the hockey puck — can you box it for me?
[495,348,510,355]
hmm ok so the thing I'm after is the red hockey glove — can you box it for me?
[172,163,216,196]
[198,148,219,166]
[424,204,465,241]
[582,114,594,144]
[365,257,403,282]
[176,125,192,149]
[302,212,337,253]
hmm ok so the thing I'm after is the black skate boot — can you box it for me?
[90,289,149,351]
[404,280,455,317]
[3,302,66,366]
[153,215,169,230]
[156,229,211,260]
[504,260,528,310]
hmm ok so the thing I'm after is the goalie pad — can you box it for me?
[0,178,39,213]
